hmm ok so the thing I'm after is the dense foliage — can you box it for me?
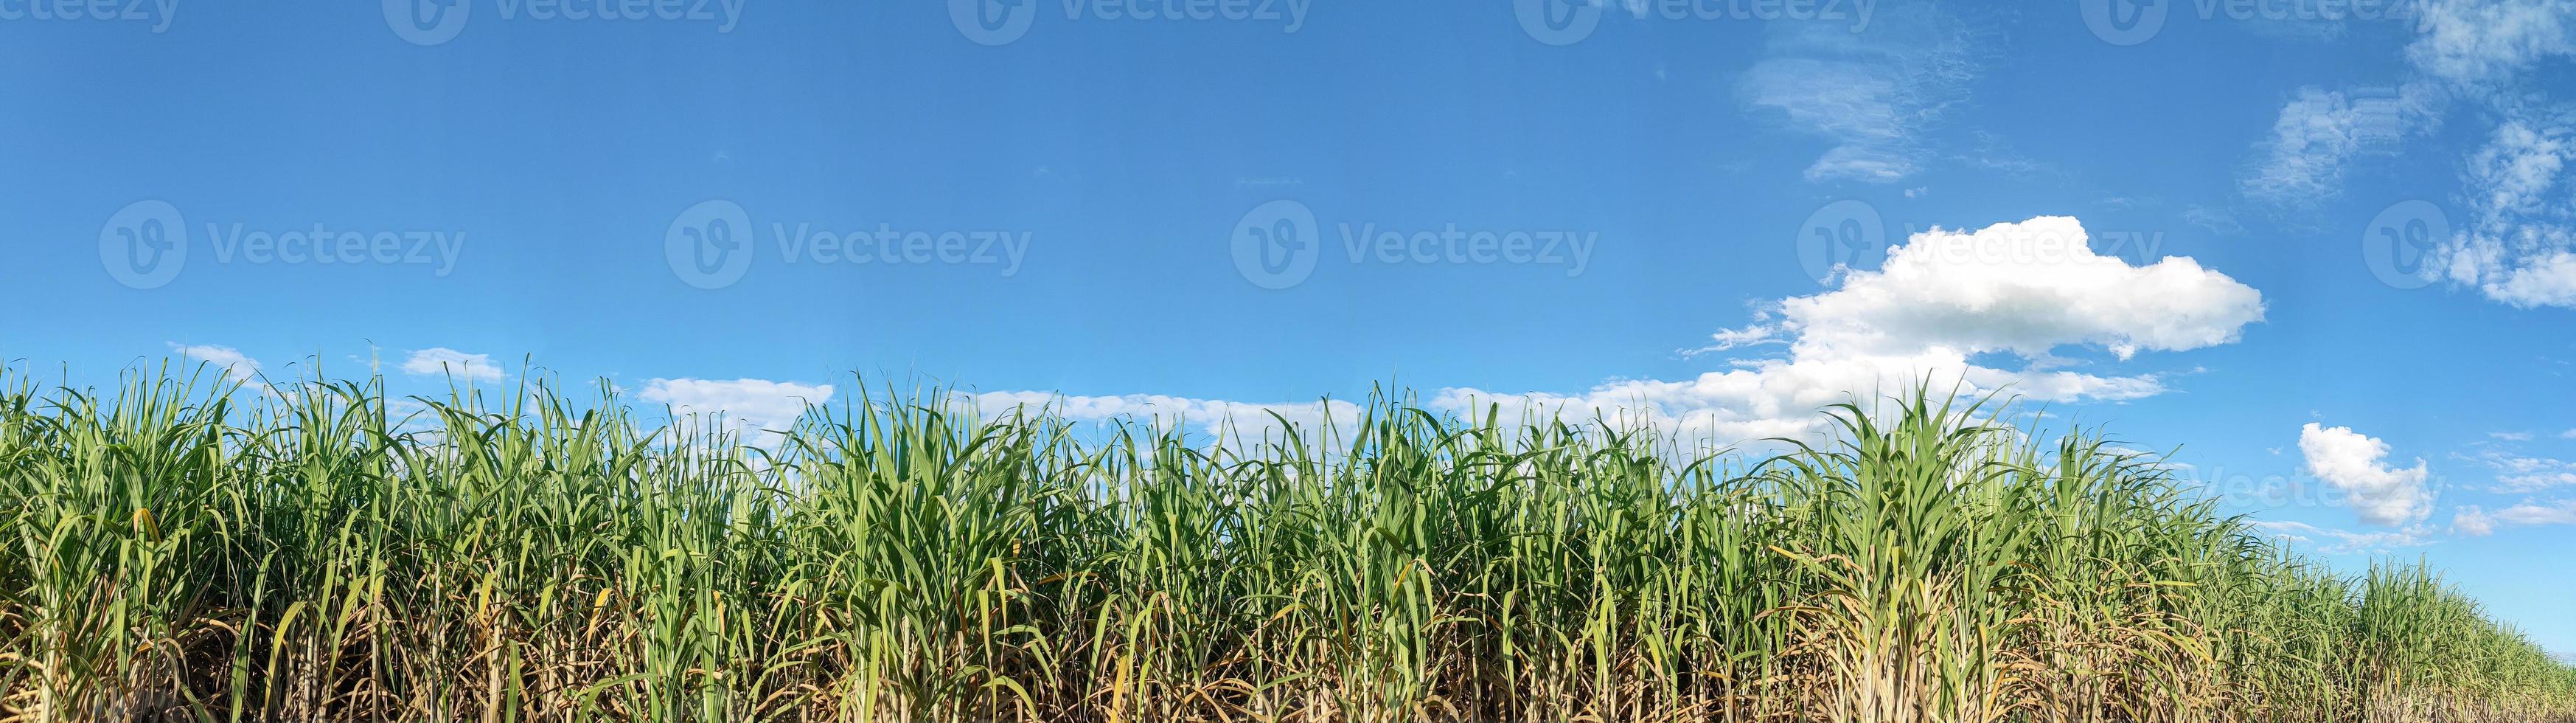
[1,370,2568,722]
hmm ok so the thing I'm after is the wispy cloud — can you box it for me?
[968,391,1362,442]
[2236,0,2576,307]
[2405,0,2572,90]
[169,342,260,381]
[2435,116,2576,306]
[2241,86,2420,210]
[400,347,507,383]
[637,378,834,445]
[2456,446,2576,492]
[2249,519,2437,553]
[2453,499,2576,536]
[2185,205,2246,235]
[1736,1,1979,184]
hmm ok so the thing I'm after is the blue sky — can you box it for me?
[7,0,2576,654]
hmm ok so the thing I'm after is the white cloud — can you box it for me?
[2299,423,2436,526]
[970,215,2261,453]
[169,342,262,384]
[1738,216,2263,361]
[2408,1,2576,308]
[2493,499,2576,525]
[1435,215,2261,447]
[2463,120,2571,220]
[637,378,835,443]
[400,347,507,383]
[2404,0,2572,89]
[2457,446,2576,491]
[2454,505,2497,536]
[167,342,288,397]
[2454,499,2576,536]
[2492,431,2537,440]
[2184,206,2245,236]
[2240,0,2576,308]
[1736,1,1976,184]
[2241,87,2416,209]
[2462,242,2576,308]
[2496,470,2576,492]
[2249,519,2437,553]
[2426,118,2576,307]
[968,390,1363,441]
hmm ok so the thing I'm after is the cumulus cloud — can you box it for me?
[1421,216,2262,447]
[400,347,507,383]
[638,378,835,443]
[2299,423,2436,526]
[1736,1,1977,184]
[1741,216,2263,360]
[1441,218,2258,445]
[967,215,2262,452]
